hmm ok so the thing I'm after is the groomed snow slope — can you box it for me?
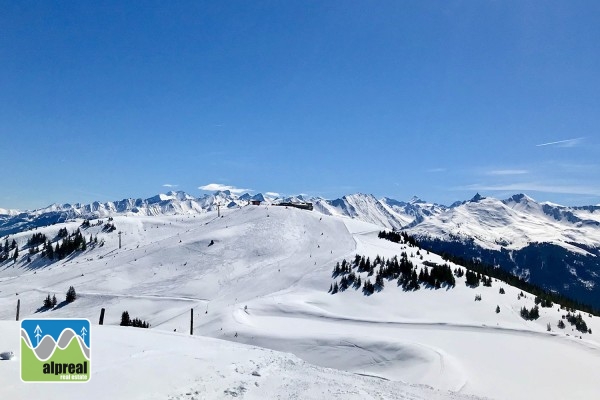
[1,206,599,399]
[0,322,476,400]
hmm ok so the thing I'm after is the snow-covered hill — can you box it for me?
[2,190,600,307]
[1,205,599,400]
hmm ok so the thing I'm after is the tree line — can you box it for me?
[378,230,600,316]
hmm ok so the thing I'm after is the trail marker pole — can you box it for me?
[16,299,20,321]
[99,308,105,325]
[190,308,194,335]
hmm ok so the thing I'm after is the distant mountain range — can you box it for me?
[0,190,444,235]
[2,190,599,308]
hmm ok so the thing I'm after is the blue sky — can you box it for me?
[1,1,599,209]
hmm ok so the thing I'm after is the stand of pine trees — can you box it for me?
[40,229,87,261]
[120,311,150,328]
[330,252,457,296]
[520,305,540,320]
[378,230,600,316]
[27,233,47,247]
[102,223,117,233]
[564,312,589,333]
[43,294,58,308]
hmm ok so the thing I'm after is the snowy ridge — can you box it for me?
[6,191,599,251]
[0,191,444,236]
[312,193,409,229]
[2,190,600,307]
[0,208,20,216]
[408,193,600,253]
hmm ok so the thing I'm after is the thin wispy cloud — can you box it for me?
[198,183,251,194]
[535,137,584,148]
[265,192,280,197]
[456,183,600,197]
[427,168,447,173]
[486,169,529,176]
[162,184,178,188]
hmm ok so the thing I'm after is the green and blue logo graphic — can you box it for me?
[20,319,91,382]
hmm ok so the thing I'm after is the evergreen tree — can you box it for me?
[340,276,348,291]
[332,281,339,294]
[120,311,131,326]
[558,319,566,329]
[43,294,52,308]
[375,273,384,289]
[46,242,54,260]
[12,247,18,262]
[52,294,57,307]
[520,306,529,320]
[496,305,500,313]
[66,286,77,303]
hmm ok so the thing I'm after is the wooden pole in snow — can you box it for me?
[190,308,194,335]
[99,308,105,325]
[16,299,20,321]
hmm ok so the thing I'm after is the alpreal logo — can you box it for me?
[20,319,91,382]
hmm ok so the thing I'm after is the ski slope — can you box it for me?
[1,205,599,399]
[2,321,478,400]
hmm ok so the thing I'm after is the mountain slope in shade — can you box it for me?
[407,193,600,308]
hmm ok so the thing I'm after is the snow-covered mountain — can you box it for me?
[380,195,447,228]
[407,193,600,308]
[409,193,600,252]
[0,191,241,236]
[2,190,600,308]
[311,193,408,229]
[1,204,599,400]
[0,191,439,236]
[0,208,19,216]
